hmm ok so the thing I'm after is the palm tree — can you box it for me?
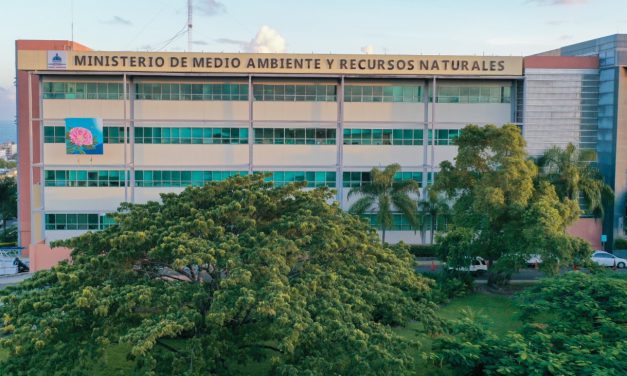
[536,143,613,218]
[348,164,420,244]
[419,189,451,244]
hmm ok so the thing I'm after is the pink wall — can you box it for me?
[28,244,72,272]
[567,217,603,250]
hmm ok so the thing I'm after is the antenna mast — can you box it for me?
[71,0,74,49]
[187,0,193,52]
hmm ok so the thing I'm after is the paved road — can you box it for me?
[416,264,627,281]
[0,273,32,290]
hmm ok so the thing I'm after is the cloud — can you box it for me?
[0,85,16,121]
[527,0,587,5]
[100,16,132,26]
[245,26,286,53]
[195,0,226,16]
[560,34,573,40]
[361,45,375,54]
[192,40,209,46]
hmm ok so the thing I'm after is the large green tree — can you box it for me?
[429,273,627,375]
[0,176,17,232]
[536,143,613,218]
[433,125,587,279]
[0,174,438,375]
[348,163,420,244]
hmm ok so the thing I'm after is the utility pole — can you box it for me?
[187,0,193,52]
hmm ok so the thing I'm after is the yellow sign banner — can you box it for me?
[18,50,523,76]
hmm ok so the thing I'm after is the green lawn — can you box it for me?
[394,291,522,374]
[0,292,522,374]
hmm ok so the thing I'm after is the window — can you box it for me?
[134,170,247,187]
[135,83,248,101]
[254,128,336,144]
[44,126,128,144]
[258,171,336,188]
[435,85,511,103]
[44,170,128,187]
[45,213,114,230]
[42,82,125,100]
[361,212,448,231]
[343,171,425,188]
[344,85,422,102]
[432,129,461,145]
[343,129,423,145]
[253,84,336,101]
[135,127,248,144]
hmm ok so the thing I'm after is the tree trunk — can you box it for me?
[381,228,386,245]
[430,216,436,244]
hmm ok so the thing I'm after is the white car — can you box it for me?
[591,251,627,268]
[448,256,488,275]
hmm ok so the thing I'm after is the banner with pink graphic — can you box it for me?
[65,118,103,155]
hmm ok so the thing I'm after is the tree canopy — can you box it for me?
[0,174,438,375]
[432,125,589,277]
[429,273,627,375]
[0,176,17,232]
[348,163,420,244]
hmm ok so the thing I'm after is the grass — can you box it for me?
[0,292,522,374]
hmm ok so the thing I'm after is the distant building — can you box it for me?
[14,37,623,250]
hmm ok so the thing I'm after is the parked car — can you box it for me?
[591,251,627,268]
[448,256,488,275]
[526,254,542,267]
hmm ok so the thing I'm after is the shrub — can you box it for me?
[408,244,437,257]
[613,237,627,250]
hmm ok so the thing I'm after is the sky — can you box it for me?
[0,0,625,121]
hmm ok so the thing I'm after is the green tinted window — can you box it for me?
[435,85,511,103]
[254,128,336,145]
[134,170,247,187]
[44,170,128,187]
[43,82,125,100]
[253,84,336,102]
[135,83,248,101]
[344,128,423,145]
[45,213,114,230]
[134,127,248,144]
[344,85,422,102]
[258,171,336,188]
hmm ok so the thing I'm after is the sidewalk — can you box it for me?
[0,273,33,289]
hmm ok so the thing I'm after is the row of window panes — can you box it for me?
[361,213,448,231]
[253,85,336,102]
[435,86,511,104]
[254,128,336,144]
[135,127,248,144]
[42,82,510,104]
[135,83,248,101]
[343,171,432,188]
[44,126,247,145]
[44,126,127,144]
[344,86,422,102]
[45,213,115,230]
[135,170,247,187]
[42,82,125,100]
[45,126,459,147]
[45,170,128,187]
[344,129,423,145]
[344,129,460,145]
[259,171,336,188]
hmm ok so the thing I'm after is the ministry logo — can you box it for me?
[47,51,67,70]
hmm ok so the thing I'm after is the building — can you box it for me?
[15,37,621,251]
